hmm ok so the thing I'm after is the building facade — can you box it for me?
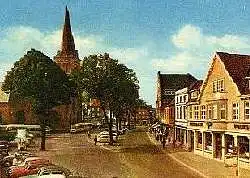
[186,52,250,168]
[156,71,198,123]
[175,87,188,148]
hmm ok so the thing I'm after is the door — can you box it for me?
[191,131,194,151]
[215,133,222,159]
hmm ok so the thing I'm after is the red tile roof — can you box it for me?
[189,80,203,91]
[217,52,250,95]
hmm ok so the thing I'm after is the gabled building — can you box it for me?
[187,52,250,168]
[156,71,197,124]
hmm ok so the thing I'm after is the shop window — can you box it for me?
[232,103,239,120]
[245,101,250,120]
[220,103,226,120]
[194,106,199,120]
[225,135,234,154]
[201,105,206,120]
[197,132,202,149]
[238,136,249,159]
[205,132,212,151]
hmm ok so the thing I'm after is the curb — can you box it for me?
[146,132,209,178]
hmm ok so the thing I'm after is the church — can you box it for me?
[0,7,81,131]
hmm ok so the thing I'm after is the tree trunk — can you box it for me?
[101,107,113,145]
[40,115,46,151]
[109,111,114,145]
[128,110,131,130]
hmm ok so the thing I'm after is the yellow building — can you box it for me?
[187,52,250,168]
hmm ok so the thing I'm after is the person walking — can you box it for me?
[162,135,166,149]
[94,135,97,145]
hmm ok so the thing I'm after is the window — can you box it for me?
[201,105,206,120]
[232,103,239,120]
[207,105,212,120]
[176,107,179,119]
[180,106,182,119]
[184,106,186,120]
[212,104,217,120]
[213,81,217,93]
[213,79,224,92]
[184,95,187,102]
[205,132,212,151]
[180,96,182,103]
[189,106,192,120]
[197,132,202,149]
[238,136,249,159]
[245,101,250,120]
[220,103,226,120]
[194,106,199,120]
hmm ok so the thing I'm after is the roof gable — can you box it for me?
[217,52,250,95]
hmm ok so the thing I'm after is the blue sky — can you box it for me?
[1,0,250,106]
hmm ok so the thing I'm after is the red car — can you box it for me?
[8,158,52,178]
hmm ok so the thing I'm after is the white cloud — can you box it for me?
[108,47,148,63]
[0,26,148,82]
[152,24,250,77]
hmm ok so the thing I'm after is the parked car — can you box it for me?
[1,151,35,167]
[97,132,118,142]
[8,158,52,178]
[20,165,73,177]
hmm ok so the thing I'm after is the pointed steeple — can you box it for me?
[61,6,76,54]
[54,6,80,74]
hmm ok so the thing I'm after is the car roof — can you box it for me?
[25,157,44,161]
[39,165,71,175]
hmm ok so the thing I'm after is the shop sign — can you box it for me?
[189,122,203,127]
[234,124,250,130]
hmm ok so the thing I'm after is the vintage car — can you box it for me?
[8,158,51,178]
[1,151,35,167]
[20,165,73,177]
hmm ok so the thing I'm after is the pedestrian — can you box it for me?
[162,136,166,148]
[94,135,97,145]
[87,131,91,139]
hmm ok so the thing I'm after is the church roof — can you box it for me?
[61,6,76,55]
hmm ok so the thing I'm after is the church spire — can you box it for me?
[54,6,80,74]
[61,6,76,54]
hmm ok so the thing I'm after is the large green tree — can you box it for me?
[2,49,73,150]
[70,53,139,145]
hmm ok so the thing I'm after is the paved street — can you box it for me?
[20,127,201,178]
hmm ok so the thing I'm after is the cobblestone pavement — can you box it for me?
[1,127,201,178]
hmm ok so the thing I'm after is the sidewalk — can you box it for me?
[147,132,250,178]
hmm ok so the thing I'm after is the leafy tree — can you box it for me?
[70,53,139,145]
[2,49,72,150]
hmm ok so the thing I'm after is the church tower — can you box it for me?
[54,6,80,74]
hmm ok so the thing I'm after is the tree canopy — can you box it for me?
[2,49,72,114]
[2,49,73,150]
[70,53,139,144]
